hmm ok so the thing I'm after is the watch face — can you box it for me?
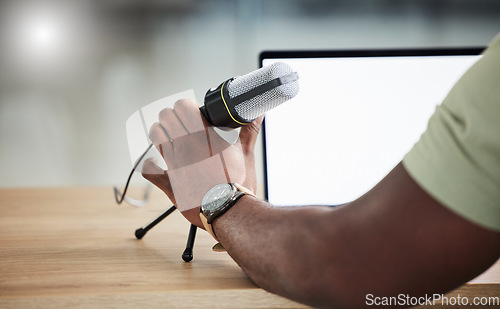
[202,183,233,214]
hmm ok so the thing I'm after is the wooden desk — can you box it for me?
[0,187,306,308]
[0,188,499,308]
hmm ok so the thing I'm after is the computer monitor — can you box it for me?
[261,48,483,206]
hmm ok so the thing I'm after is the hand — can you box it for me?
[141,98,262,228]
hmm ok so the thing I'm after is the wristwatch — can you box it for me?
[200,183,255,241]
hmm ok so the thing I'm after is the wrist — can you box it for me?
[212,194,255,242]
[199,183,255,242]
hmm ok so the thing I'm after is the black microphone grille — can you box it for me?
[227,62,299,121]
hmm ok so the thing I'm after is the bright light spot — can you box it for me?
[27,18,60,51]
[4,3,82,67]
[31,21,57,46]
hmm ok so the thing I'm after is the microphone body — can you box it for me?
[200,62,299,129]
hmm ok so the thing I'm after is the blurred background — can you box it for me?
[1,0,499,190]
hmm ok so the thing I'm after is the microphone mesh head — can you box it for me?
[228,62,299,121]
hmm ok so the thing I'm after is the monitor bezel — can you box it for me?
[259,47,484,201]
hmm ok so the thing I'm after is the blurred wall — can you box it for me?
[1,0,499,192]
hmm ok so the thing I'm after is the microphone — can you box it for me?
[200,62,299,129]
[131,63,298,262]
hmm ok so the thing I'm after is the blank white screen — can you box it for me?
[263,54,480,206]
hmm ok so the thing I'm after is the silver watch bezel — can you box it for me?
[201,183,245,224]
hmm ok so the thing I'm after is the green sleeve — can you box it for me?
[403,34,500,232]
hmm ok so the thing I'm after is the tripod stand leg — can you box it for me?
[135,205,177,239]
[182,224,197,262]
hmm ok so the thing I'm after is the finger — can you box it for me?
[149,122,171,145]
[239,115,264,154]
[159,107,189,141]
[141,158,176,204]
[174,99,225,150]
[148,122,173,162]
[173,99,208,134]
[174,98,229,158]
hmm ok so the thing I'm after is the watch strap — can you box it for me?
[199,212,227,252]
[234,183,256,197]
[200,183,255,251]
[200,211,218,240]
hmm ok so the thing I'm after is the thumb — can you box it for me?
[239,115,264,154]
[141,158,176,205]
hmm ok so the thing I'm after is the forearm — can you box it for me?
[211,164,500,309]
[213,196,340,307]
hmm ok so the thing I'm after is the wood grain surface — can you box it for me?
[0,187,308,308]
[0,187,498,308]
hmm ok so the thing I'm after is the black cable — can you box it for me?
[114,143,154,204]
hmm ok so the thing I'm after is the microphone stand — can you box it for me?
[123,63,298,262]
[134,205,198,262]
[114,142,199,262]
